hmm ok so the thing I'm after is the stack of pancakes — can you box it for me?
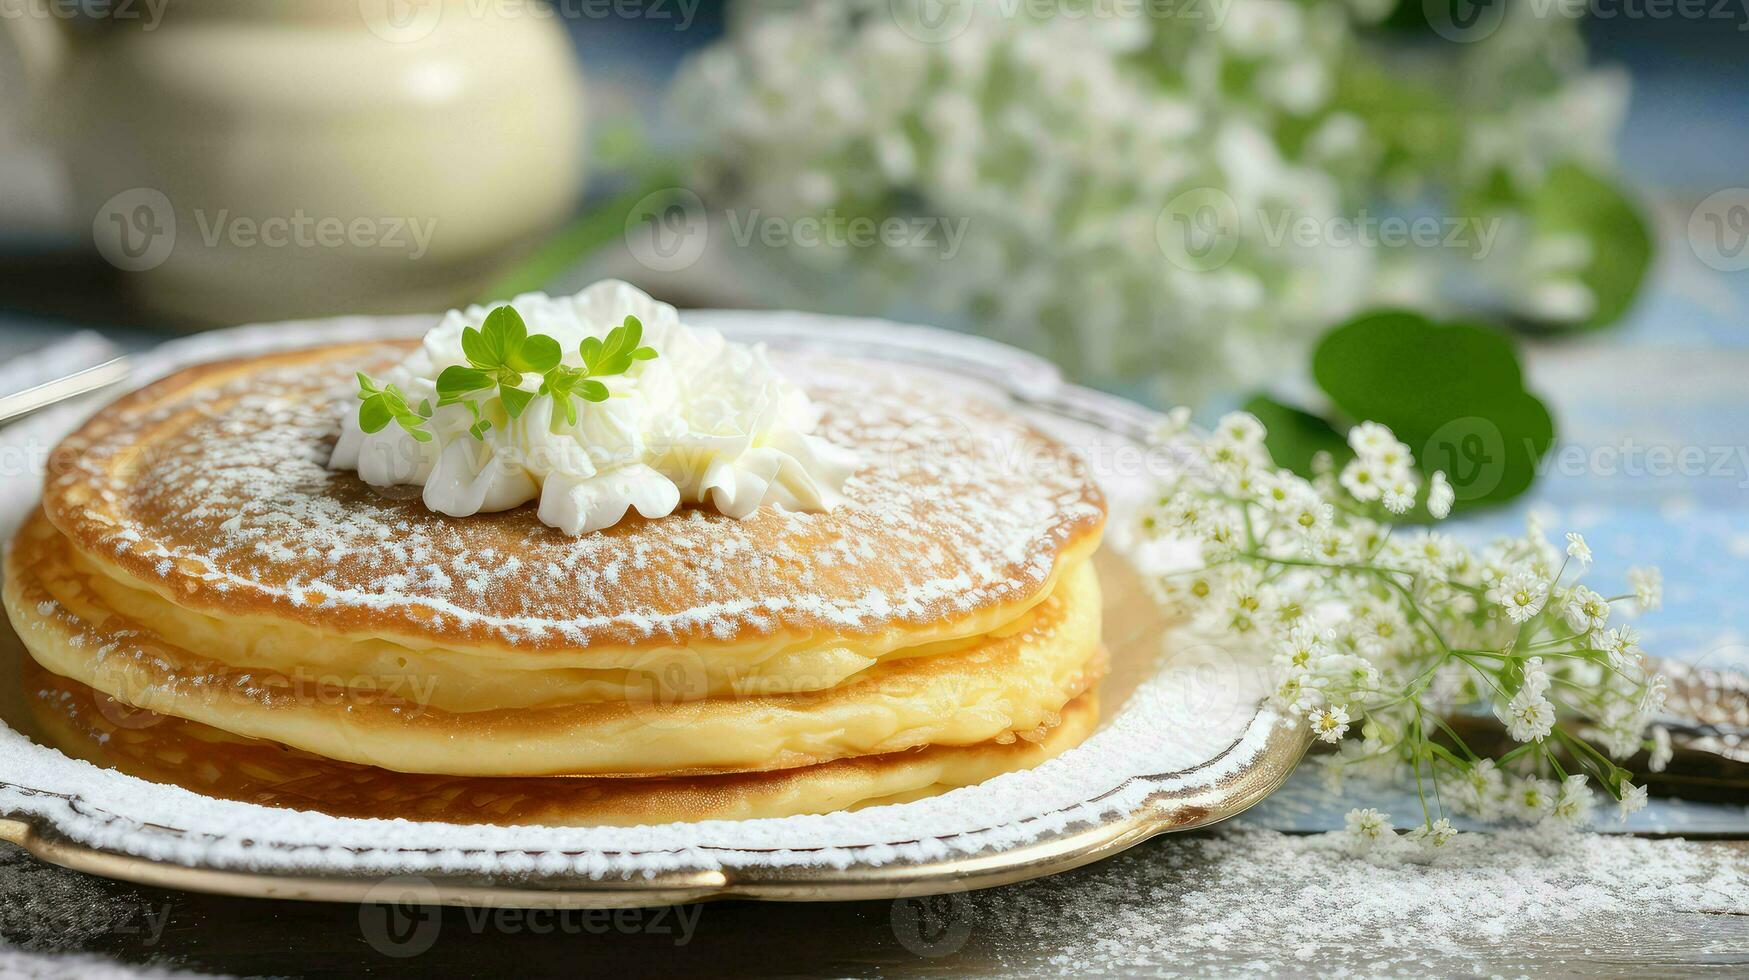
[4,342,1107,825]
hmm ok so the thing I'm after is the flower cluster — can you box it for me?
[1138,411,1664,846]
[674,1,1629,400]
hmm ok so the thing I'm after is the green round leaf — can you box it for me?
[460,326,494,368]
[579,335,604,369]
[1529,164,1652,330]
[358,397,392,434]
[480,305,527,361]
[515,334,563,374]
[499,385,535,419]
[1243,395,1352,478]
[1532,162,1651,327]
[1312,310,1555,508]
[436,365,494,401]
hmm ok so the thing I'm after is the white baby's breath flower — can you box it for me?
[1488,568,1549,623]
[1617,782,1648,820]
[1309,703,1352,743]
[1548,774,1595,827]
[1129,408,1662,846]
[1402,531,1459,577]
[1344,807,1392,846]
[1648,725,1672,773]
[1214,411,1266,448]
[1275,625,1329,674]
[1640,672,1669,716]
[1380,473,1418,515]
[1155,406,1193,442]
[1257,470,1300,511]
[1305,524,1349,561]
[1458,759,1505,818]
[1627,566,1663,613]
[1347,421,1403,459]
[1503,687,1556,743]
[1271,673,1321,714]
[1318,652,1382,697]
[1519,656,1552,698]
[1561,585,1611,639]
[1599,720,1645,761]
[1601,625,1644,670]
[1408,817,1458,849]
[1565,531,1592,567]
[1512,776,1558,822]
[1426,471,1454,519]
[1338,457,1383,503]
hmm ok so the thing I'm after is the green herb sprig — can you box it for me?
[353,305,657,442]
[539,312,657,427]
[355,374,433,442]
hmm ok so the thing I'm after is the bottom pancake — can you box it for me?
[23,661,1098,826]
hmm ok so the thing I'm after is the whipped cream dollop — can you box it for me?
[330,281,861,534]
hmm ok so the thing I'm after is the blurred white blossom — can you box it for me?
[675,0,1627,399]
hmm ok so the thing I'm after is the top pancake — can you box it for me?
[42,341,1105,656]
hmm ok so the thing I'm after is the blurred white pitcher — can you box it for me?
[2,0,585,325]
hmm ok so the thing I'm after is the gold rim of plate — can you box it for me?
[0,310,1312,907]
[0,719,1306,908]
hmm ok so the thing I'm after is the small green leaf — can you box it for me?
[469,418,492,440]
[579,379,609,402]
[514,334,562,374]
[359,396,393,434]
[1312,310,1555,509]
[356,373,432,442]
[436,365,494,402]
[460,326,494,368]
[631,347,657,361]
[1243,395,1352,478]
[499,385,534,418]
[579,335,603,371]
[479,305,527,363]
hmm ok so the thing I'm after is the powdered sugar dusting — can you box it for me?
[974,829,1748,975]
[43,343,1103,651]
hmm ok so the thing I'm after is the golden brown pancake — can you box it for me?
[7,512,1104,775]
[7,341,1108,820]
[41,342,1104,656]
[23,659,1099,827]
